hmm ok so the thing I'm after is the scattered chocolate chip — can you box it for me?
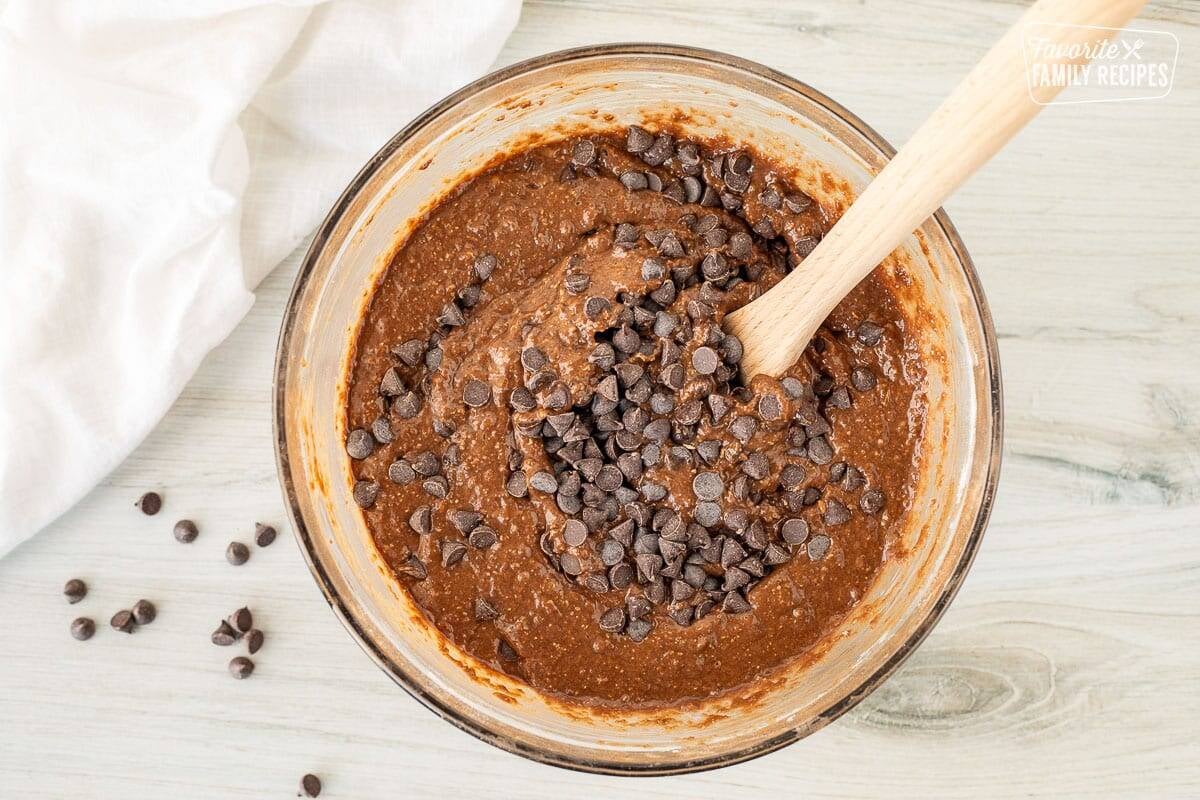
[131,599,156,626]
[110,609,134,633]
[246,629,264,655]
[807,435,834,465]
[353,479,380,508]
[408,506,432,535]
[70,617,95,641]
[63,578,87,604]
[173,519,199,543]
[300,774,322,798]
[807,534,831,561]
[474,598,499,622]
[229,607,253,633]
[860,488,886,514]
[497,638,519,661]
[228,656,254,679]
[226,541,250,566]
[851,366,877,391]
[692,346,719,375]
[468,526,498,549]
[565,272,591,295]
[345,429,375,460]
[781,518,810,545]
[253,523,277,548]
[856,321,884,346]
[462,379,492,408]
[422,476,449,499]
[136,492,162,516]
[211,620,239,646]
[440,539,468,568]
[392,391,422,419]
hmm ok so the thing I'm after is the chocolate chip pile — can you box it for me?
[346,125,891,645]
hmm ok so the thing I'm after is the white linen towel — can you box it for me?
[0,0,522,556]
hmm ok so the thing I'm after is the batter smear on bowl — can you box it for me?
[344,125,926,708]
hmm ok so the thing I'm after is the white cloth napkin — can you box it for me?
[0,0,521,556]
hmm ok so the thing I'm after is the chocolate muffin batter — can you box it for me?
[344,126,925,708]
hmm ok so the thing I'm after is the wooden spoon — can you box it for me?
[726,0,1147,380]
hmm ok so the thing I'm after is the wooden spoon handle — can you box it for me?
[727,0,1147,379]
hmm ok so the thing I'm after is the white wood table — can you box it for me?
[2,1,1197,796]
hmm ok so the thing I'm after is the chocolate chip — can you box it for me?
[509,387,537,412]
[571,139,597,167]
[59,616,91,646]
[565,271,591,295]
[441,539,468,568]
[300,774,322,798]
[690,471,724,501]
[520,346,548,372]
[228,656,254,679]
[468,526,497,549]
[757,393,783,421]
[131,599,156,626]
[462,379,492,408]
[63,578,87,604]
[246,629,265,655]
[504,470,528,498]
[729,415,758,444]
[584,296,611,320]
[397,554,428,580]
[807,435,834,465]
[692,346,719,375]
[211,620,239,646]
[781,377,806,400]
[472,253,496,284]
[642,133,673,166]
[807,534,831,561]
[408,506,431,535]
[609,562,634,589]
[860,488,886,514]
[740,452,770,480]
[626,125,653,154]
[471,597,500,622]
[253,523,277,548]
[656,232,685,259]
[448,509,482,533]
[110,609,134,633]
[780,518,810,545]
[438,301,466,327]
[824,499,851,526]
[392,391,422,419]
[169,518,198,544]
[599,607,626,633]
[851,366,877,391]
[353,479,380,508]
[856,321,884,346]
[136,491,162,516]
[780,463,806,490]
[226,541,250,566]
[424,346,443,372]
[422,476,449,498]
[529,471,558,494]
[562,519,589,547]
[223,607,251,633]
[345,428,375,459]
[722,592,752,614]
[620,171,649,191]
[626,617,653,643]
[394,339,425,366]
[385,460,413,486]
[497,638,519,661]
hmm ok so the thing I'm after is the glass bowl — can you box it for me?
[273,44,1002,775]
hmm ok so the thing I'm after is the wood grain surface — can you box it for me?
[1,1,1197,797]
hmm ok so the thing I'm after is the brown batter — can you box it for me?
[344,126,925,708]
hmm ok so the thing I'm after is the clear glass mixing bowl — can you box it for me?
[273,44,1002,775]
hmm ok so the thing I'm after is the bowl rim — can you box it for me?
[273,42,1004,776]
